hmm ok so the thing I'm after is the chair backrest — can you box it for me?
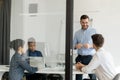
[113,73,120,80]
[47,74,63,80]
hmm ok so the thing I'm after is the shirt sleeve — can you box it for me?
[81,54,100,73]
[17,56,38,73]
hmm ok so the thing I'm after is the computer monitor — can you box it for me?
[36,42,50,57]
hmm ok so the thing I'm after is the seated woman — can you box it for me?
[75,34,117,80]
[9,39,38,80]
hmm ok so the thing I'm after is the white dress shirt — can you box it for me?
[81,48,117,80]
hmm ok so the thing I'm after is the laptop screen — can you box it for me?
[29,57,45,69]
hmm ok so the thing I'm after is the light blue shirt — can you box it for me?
[73,27,96,55]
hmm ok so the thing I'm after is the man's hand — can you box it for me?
[75,62,81,70]
[75,62,85,70]
[75,43,83,49]
[83,43,93,49]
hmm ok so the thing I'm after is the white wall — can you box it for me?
[11,0,120,68]
[10,0,24,40]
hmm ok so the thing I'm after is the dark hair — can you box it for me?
[92,34,104,47]
[80,15,89,20]
[28,37,36,45]
[10,39,25,51]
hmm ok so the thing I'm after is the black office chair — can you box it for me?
[2,72,26,80]
[113,73,120,80]
[83,79,96,80]
[47,74,63,80]
[1,72,9,80]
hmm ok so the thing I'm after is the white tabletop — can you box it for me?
[37,67,83,74]
[0,65,9,72]
[0,65,83,74]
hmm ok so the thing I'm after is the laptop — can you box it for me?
[29,57,45,69]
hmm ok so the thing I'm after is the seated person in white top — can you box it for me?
[75,34,117,80]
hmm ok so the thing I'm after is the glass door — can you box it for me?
[10,0,74,80]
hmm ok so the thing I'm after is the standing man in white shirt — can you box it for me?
[73,14,96,80]
[76,34,117,80]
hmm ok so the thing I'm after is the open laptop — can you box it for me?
[29,57,45,69]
